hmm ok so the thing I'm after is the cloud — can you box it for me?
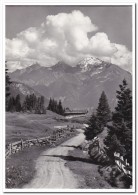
[6,38,31,60]
[89,32,117,56]
[6,10,132,72]
[111,44,132,72]
[17,27,39,43]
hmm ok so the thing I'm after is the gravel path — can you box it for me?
[23,131,85,189]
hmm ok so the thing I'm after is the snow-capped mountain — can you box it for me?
[9,57,132,110]
[78,57,102,72]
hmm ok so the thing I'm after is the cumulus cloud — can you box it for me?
[89,33,117,56]
[6,10,132,72]
[111,44,132,72]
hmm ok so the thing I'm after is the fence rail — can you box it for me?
[114,152,132,178]
[6,127,75,159]
[82,136,132,179]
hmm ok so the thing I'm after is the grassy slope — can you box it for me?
[6,111,82,144]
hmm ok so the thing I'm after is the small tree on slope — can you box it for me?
[96,91,111,129]
[84,113,101,140]
[85,91,111,141]
[104,79,132,165]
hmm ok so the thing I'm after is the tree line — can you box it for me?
[7,94,46,114]
[6,65,46,114]
[6,65,65,115]
[85,79,132,165]
[47,98,65,116]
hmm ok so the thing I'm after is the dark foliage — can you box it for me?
[85,91,111,141]
[96,91,111,129]
[84,113,101,140]
[23,94,46,114]
[47,98,65,116]
[6,62,12,110]
[7,95,22,112]
[104,79,132,165]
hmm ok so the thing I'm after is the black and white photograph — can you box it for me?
[3,1,136,193]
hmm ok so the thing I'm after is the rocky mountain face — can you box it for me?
[9,57,132,110]
[10,81,49,106]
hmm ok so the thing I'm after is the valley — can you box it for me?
[6,111,113,189]
[6,56,133,190]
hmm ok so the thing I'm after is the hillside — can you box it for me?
[6,111,83,144]
[9,81,49,106]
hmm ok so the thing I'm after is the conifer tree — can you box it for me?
[39,96,45,114]
[22,99,27,112]
[84,91,111,141]
[54,99,58,113]
[7,97,15,112]
[58,100,64,115]
[15,94,22,112]
[104,79,132,165]
[84,113,101,140]
[96,91,111,129]
[6,62,12,110]
[47,98,52,111]
[47,98,65,115]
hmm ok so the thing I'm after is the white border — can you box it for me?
[0,1,136,193]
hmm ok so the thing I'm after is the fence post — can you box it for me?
[9,143,12,155]
[21,139,23,150]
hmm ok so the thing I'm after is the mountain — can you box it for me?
[9,57,132,110]
[9,81,49,106]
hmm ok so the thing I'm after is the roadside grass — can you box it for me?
[6,145,47,188]
[66,148,113,189]
[6,130,77,189]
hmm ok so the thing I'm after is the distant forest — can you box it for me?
[6,64,65,116]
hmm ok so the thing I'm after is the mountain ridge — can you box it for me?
[9,57,132,110]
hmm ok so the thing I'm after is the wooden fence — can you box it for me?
[114,152,132,178]
[81,136,132,179]
[6,127,75,159]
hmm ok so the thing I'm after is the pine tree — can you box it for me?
[6,63,12,110]
[40,96,45,112]
[104,79,132,165]
[96,91,111,129]
[22,97,27,112]
[58,100,64,115]
[15,94,22,112]
[32,94,37,109]
[54,99,58,113]
[37,96,45,114]
[47,98,65,115]
[7,97,15,112]
[34,97,40,114]
[47,98,52,111]
[22,95,30,111]
[84,113,101,140]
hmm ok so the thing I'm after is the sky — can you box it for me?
[6,5,132,72]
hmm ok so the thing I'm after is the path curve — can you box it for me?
[23,132,85,189]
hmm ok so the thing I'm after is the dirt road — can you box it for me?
[23,131,85,189]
